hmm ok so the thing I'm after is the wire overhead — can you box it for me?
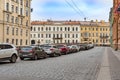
[65,0,90,20]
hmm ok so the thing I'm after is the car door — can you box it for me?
[0,45,6,59]
[5,45,13,57]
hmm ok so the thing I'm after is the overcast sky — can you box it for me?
[31,0,113,21]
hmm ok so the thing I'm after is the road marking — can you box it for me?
[97,48,111,80]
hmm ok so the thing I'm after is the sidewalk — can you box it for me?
[97,48,111,80]
[97,47,120,80]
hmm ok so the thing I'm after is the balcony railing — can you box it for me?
[53,37,63,39]
[100,36,109,38]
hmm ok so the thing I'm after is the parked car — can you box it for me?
[56,45,69,55]
[42,45,61,57]
[88,44,94,49]
[67,46,76,53]
[19,46,48,60]
[0,43,18,63]
[70,45,79,52]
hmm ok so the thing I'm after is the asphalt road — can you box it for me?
[0,47,105,80]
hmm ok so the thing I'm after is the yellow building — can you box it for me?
[80,20,110,46]
[0,0,32,46]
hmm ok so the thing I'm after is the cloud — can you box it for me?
[31,0,113,21]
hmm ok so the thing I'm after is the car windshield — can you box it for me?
[57,45,64,48]
[21,47,33,51]
[43,46,52,49]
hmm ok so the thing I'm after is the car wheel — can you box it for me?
[20,57,24,60]
[10,55,17,63]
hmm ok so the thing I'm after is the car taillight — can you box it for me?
[29,50,34,53]
[50,48,54,51]
[19,50,23,53]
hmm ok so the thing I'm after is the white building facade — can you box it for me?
[31,21,81,45]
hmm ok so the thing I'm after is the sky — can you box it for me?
[31,0,113,21]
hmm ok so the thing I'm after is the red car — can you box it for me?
[56,45,69,55]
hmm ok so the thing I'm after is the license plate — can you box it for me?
[23,55,27,56]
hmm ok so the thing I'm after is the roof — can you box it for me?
[31,20,110,26]
[31,21,81,25]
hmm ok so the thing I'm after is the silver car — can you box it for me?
[42,45,61,57]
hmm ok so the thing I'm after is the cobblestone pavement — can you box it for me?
[0,47,105,80]
[107,48,120,80]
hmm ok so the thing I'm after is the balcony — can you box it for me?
[53,37,63,39]
[100,36,109,38]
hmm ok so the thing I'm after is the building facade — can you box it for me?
[0,0,31,46]
[31,21,81,45]
[31,20,110,46]
[80,20,110,46]
[112,0,120,50]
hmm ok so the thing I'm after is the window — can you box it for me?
[65,34,67,38]
[11,5,14,12]
[53,27,55,31]
[12,39,14,44]
[20,39,22,45]
[57,27,59,31]
[15,17,18,24]
[60,27,62,31]
[26,0,29,7]
[20,0,23,5]
[76,34,78,38]
[11,16,14,23]
[38,27,40,31]
[16,39,18,45]
[20,29,22,36]
[6,3,9,11]
[76,40,78,43]
[16,28,18,35]
[6,27,9,35]
[96,28,98,31]
[20,8,23,15]
[41,27,43,31]
[6,39,9,43]
[26,30,28,36]
[46,27,48,31]
[26,20,28,26]
[49,34,51,38]
[6,14,9,22]
[41,34,43,38]
[34,27,36,31]
[76,27,78,31]
[16,6,18,13]
[20,18,23,25]
[81,28,83,30]
[72,34,74,38]
[68,34,70,38]
[12,27,14,35]
[26,40,28,45]
[26,10,28,16]
[68,27,70,31]
[49,27,51,31]
[53,34,55,38]
[46,34,48,38]
[72,27,74,31]
[65,27,67,31]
